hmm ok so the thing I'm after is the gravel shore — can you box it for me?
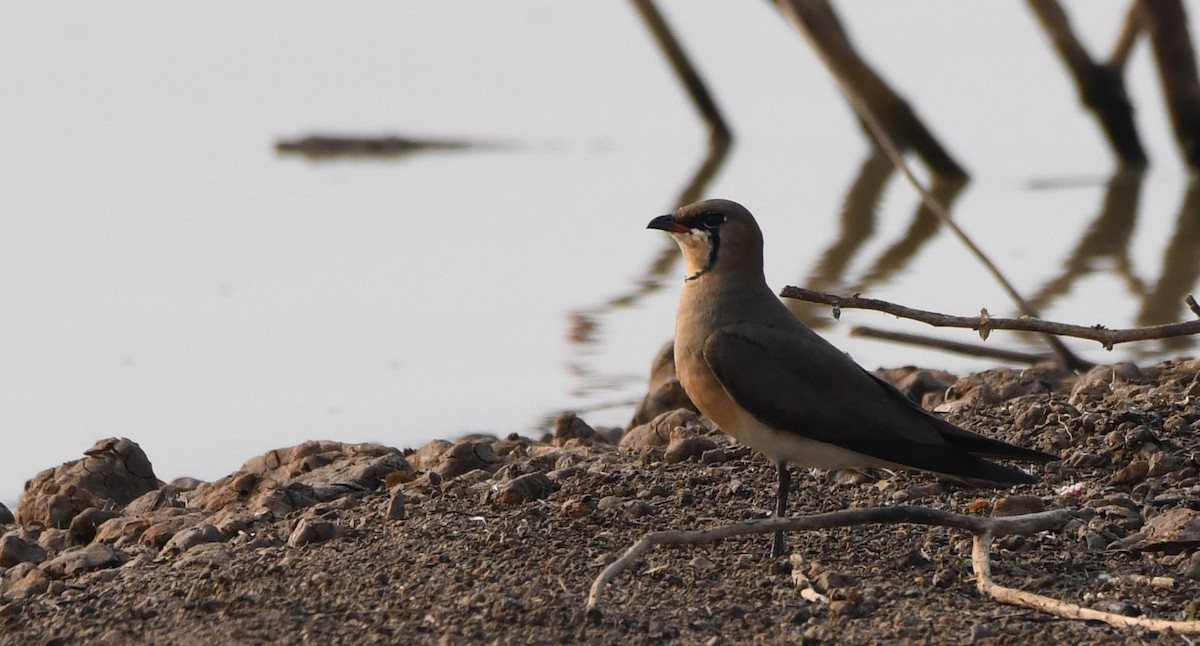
[3,359,1199,644]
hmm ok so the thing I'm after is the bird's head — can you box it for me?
[647,198,764,282]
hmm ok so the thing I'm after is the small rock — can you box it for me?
[560,497,594,520]
[626,341,698,430]
[832,470,876,486]
[160,523,224,557]
[992,495,1046,518]
[124,486,185,516]
[42,543,127,578]
[688,555,715,570]
[0,534,47,567]
[1181,552,1200,581]
[35,528,70,554]
[0,503,13,525]
[140,513,202,549]
[495,473,558,505]
[1146,452,1180,478]
[1111,459,1149,485]
[385,488,406,521]
[554,412,602,446]
[170,476,205,491]
[432,441,502,481]
[546,465,584,482]
[814,571,857,592]
[664,435,718,464]
[699,448,729,465]
[174,542,233,569]
[1134,508,1200,554]
[287,518,339,548]
[597,495,623,512]
[68,507,122,544]
[828,599,859,617]
[93,517,150,545]
[623,501,655,519]
[16,437,159,529]
[6,565,49,598]
[621,409,701,451]
[970,623,997,641]
[965,498,990,514]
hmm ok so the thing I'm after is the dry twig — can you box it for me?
[972,533,1200,633]
[782,287,1200,351]
[776,0,1086,369]
[588,507,1063,616]
[586,507,1200,634]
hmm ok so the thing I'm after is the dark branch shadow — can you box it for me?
[858,176,968,286]
[1028,169,1147,312]
[1138,180,1200,350]
[787,150,892,329]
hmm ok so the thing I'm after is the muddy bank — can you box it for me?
[2,359,1199,644]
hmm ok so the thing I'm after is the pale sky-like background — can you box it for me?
[2,1,1197,506]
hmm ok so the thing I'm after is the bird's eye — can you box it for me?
[701,213,724,230]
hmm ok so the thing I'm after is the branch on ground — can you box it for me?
[586,506,1200,634]
[781,287,1200,351]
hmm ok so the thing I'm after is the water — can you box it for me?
[2,1,1197,506]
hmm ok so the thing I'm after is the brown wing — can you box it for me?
[702,324,1050,482]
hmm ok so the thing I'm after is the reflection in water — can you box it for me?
[786,152,966,332]
[787,150,892,329]
[1140,181,1200,349]
[562,136,732,408]
[1029,169,1146,311]
[859,176,966,285]
[273,134,513,159]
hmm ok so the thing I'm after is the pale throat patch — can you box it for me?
[670,229,715,280]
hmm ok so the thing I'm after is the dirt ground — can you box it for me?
[2,358,1199,644]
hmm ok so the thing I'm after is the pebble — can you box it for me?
[160,523,225,557]
[664,436,718,464]
[495,473,557,505]
[41,543,127,578]
[560,497,594,520]
[6,565,50,598]
[991,495,1046,517]
[385,489,406,521]
[68,507,122,544]
[287,518,339,548]
[596,496,623,511]
[0,534,47,567]
[622,501,655,519]
[1111,459,1149,485]
[554,412,603,446]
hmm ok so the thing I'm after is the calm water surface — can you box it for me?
[2,1,1197,505]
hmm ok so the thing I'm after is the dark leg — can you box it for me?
[772,461,791,558]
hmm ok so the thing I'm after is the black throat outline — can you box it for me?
[684,227,721,282]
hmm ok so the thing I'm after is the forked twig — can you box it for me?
[783,287,1200,351]
[586,507,1200,634]
[587,507,1067,615]
[972,533,1200,633]
[776,0,1086,369]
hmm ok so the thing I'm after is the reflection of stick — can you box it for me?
[586,507,1200,633]
[783,287,1200,350]
[631,0,732,146]
[777,0,1086,369]
[848,325,1047,364]
[776,0,966,177]
[1026,0,1146,165]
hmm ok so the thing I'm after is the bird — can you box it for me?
[647,198,1055,557]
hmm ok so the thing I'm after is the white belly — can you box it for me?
[723,406,902,470]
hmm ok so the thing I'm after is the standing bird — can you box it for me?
[647,199,1054,557]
